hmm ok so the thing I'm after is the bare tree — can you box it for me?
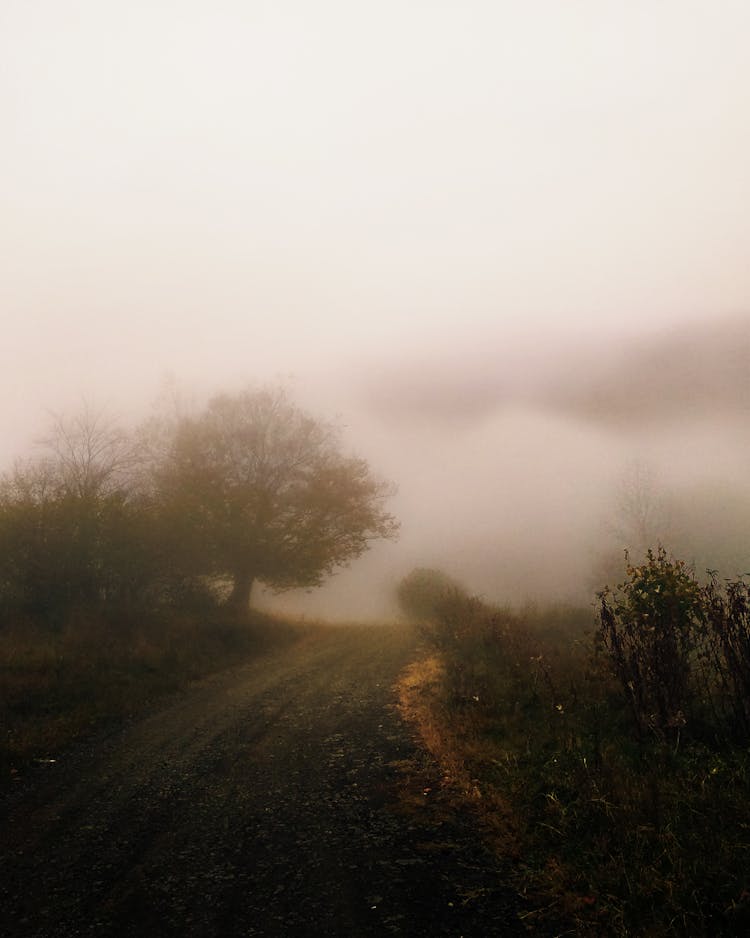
[590,459,677,593]
[40,404,137,500]
[609,459,673,557]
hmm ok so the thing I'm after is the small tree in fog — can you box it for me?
[152,386,399,610]
[592,459,676,592]
[610,460,673,557]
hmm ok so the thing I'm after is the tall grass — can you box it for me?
[404,560,750,935]
[599,549,750,745]
[0,606,303,779]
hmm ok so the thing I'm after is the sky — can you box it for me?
[2,1,749,616]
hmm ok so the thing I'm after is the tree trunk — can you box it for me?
[228,570,255,611]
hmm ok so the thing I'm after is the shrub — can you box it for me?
[395,567,469,627]
[598,548,750,744]
[405,554,750,934]
[701,573,750,740]
[597,549,702,741]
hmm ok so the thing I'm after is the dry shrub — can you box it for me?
[598,548,750,744]
[409,559,750,935]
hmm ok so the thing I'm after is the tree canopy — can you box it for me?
[152,387,399,609]
[0,387,398,624]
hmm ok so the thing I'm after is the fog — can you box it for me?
[2,2,749,619]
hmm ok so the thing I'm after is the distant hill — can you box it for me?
[541,316,750,427]
[357,315,749,431]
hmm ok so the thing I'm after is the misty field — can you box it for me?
[6,567,750,935]
[2,391,749,936]
[5,2,750,935]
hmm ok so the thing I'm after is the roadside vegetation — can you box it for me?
[0,387,397,778]
[397,557,750,936]
[1,606,304,777]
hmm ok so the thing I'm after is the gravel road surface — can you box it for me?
[2,625,524,936]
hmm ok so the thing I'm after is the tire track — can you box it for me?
[1,625,524,937]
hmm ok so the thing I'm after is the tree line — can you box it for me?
[0,387,398,627]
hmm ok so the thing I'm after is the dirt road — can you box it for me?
[1,625,523,936]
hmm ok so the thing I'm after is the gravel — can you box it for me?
[1,625,524,937]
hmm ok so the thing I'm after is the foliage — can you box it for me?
[698,572,750,740]
[598,549,702,740]
[152,386,399,608]
[0,388,398,624]
[0,411,161,625]
[395,567,468,627]
[413,558,750,936]
[598,548,750,744]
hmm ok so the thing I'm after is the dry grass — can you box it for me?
[0,608,304,779]
[396,653,521,860]
[399,593,750,936]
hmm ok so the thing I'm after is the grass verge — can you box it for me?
[1,607,305,782]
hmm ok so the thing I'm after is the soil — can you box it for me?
[1,624,525,937]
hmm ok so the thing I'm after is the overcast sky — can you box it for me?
[2,2,749,615]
